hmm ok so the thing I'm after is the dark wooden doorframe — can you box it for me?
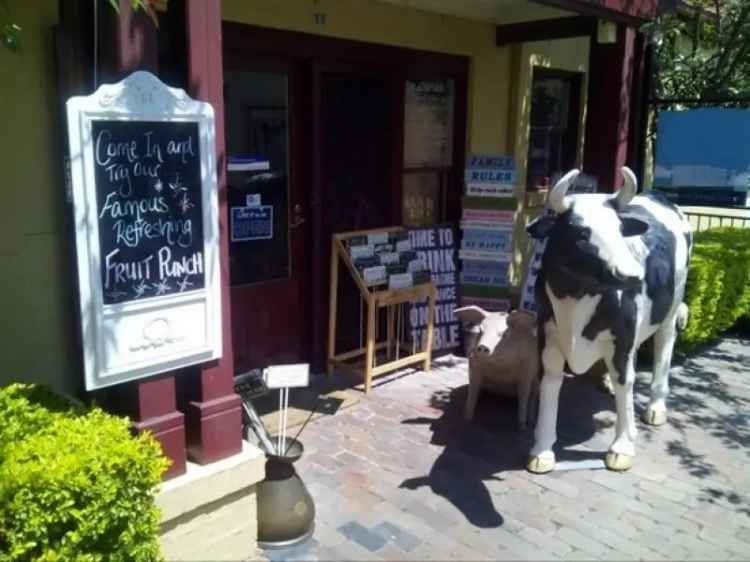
[222,22,469,370]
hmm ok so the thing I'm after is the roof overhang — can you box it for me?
[529,0,658,24]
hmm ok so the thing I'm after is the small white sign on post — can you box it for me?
[263,363,310,389]
[263,363,310,457]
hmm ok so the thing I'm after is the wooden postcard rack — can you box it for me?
[327,226,437,393]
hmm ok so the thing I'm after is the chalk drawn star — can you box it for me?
[178,193,194,214]
[153,279,171,296]
[169,175,188,196]
[177,276,193,292]
[153,179,163,192]
[134,280,150,298]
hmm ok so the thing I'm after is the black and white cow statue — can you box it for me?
[525,167,691,474]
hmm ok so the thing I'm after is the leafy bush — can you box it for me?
[0,383,169,562]
[679,227,750,351]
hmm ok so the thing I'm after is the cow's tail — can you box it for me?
[676,303,689,331]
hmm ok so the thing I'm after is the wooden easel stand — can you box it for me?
[327,227,436,393]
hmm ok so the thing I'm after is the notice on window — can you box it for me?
[231,205,274,241]
[403,80,454,168]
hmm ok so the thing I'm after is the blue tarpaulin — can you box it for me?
[655,108,750,190]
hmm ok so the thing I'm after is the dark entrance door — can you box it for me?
[223,60,311,372]
[320,72,395,235]
[317,70,397,355]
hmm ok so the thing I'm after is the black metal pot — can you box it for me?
[257,437,316,549]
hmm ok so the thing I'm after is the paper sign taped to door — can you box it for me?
[231,205,273,241]
[263,363,310,389]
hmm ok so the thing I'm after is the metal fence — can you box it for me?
[683,211,750,232]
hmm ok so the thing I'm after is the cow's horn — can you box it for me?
[614,167,638,210]
[548,169,580,213]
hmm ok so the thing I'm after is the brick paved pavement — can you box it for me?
[254,335,750,561]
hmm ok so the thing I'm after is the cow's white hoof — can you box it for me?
[527,455,555,474]
[643,408,667,426]
[605,452,633,471]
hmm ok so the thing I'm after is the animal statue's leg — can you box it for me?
[604,355,637,471]
[529,374,540,428]
[517,369,534,430]
[643,317,678,426]
[465,365,481,421]
[527,346,565,474]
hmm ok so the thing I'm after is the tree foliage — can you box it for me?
[1,0,161,53]
[642,0,750,102]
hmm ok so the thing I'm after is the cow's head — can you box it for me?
[527,167,649,291]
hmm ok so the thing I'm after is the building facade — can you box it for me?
[0,0,656,478]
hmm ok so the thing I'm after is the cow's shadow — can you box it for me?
[399,375,616,529]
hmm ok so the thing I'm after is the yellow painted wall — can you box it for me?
[222,0,513,156]
[0,3,81,395]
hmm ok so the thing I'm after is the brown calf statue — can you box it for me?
[454,306,540,429]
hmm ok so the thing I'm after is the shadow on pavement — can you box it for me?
[637,334,750,515]
[399,375,616,529]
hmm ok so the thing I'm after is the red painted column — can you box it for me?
[100,0,186,480]
[181,0,243,464]
[583,23,637,193]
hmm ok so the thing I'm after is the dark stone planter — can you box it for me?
[257,437,316,549]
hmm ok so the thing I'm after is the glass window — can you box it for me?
[402,79,455,226]
[402,172,441,226]
[527,68,583,192]
[224,70,291,286]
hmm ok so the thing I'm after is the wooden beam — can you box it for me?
[372,353,428,377]
[496,16,596,46]
[528,0,657,26]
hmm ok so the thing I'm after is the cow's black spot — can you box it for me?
[539,209,632,298]
[626,202,677,325]
[580,290,638,384]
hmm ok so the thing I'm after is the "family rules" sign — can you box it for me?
[67,72,222,391]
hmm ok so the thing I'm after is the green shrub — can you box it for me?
[679,227,750,351]
[0,384,169,562]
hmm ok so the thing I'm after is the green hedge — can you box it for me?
[679,227,750,351]
[0,384,169,562]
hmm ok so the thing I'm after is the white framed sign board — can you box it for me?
[66,71,222,391]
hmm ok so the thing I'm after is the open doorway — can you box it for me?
[319,71,397,353]
[320,72,395,240]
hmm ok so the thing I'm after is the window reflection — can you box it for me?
[224,70,291,286]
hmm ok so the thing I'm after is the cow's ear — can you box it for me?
[620,215,649,237]
[453,306,487,325]
[527,214,556,240]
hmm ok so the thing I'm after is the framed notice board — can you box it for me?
[66,71,222,391]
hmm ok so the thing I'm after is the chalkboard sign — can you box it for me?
[93,120,205,304]
[66,71,222,391]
